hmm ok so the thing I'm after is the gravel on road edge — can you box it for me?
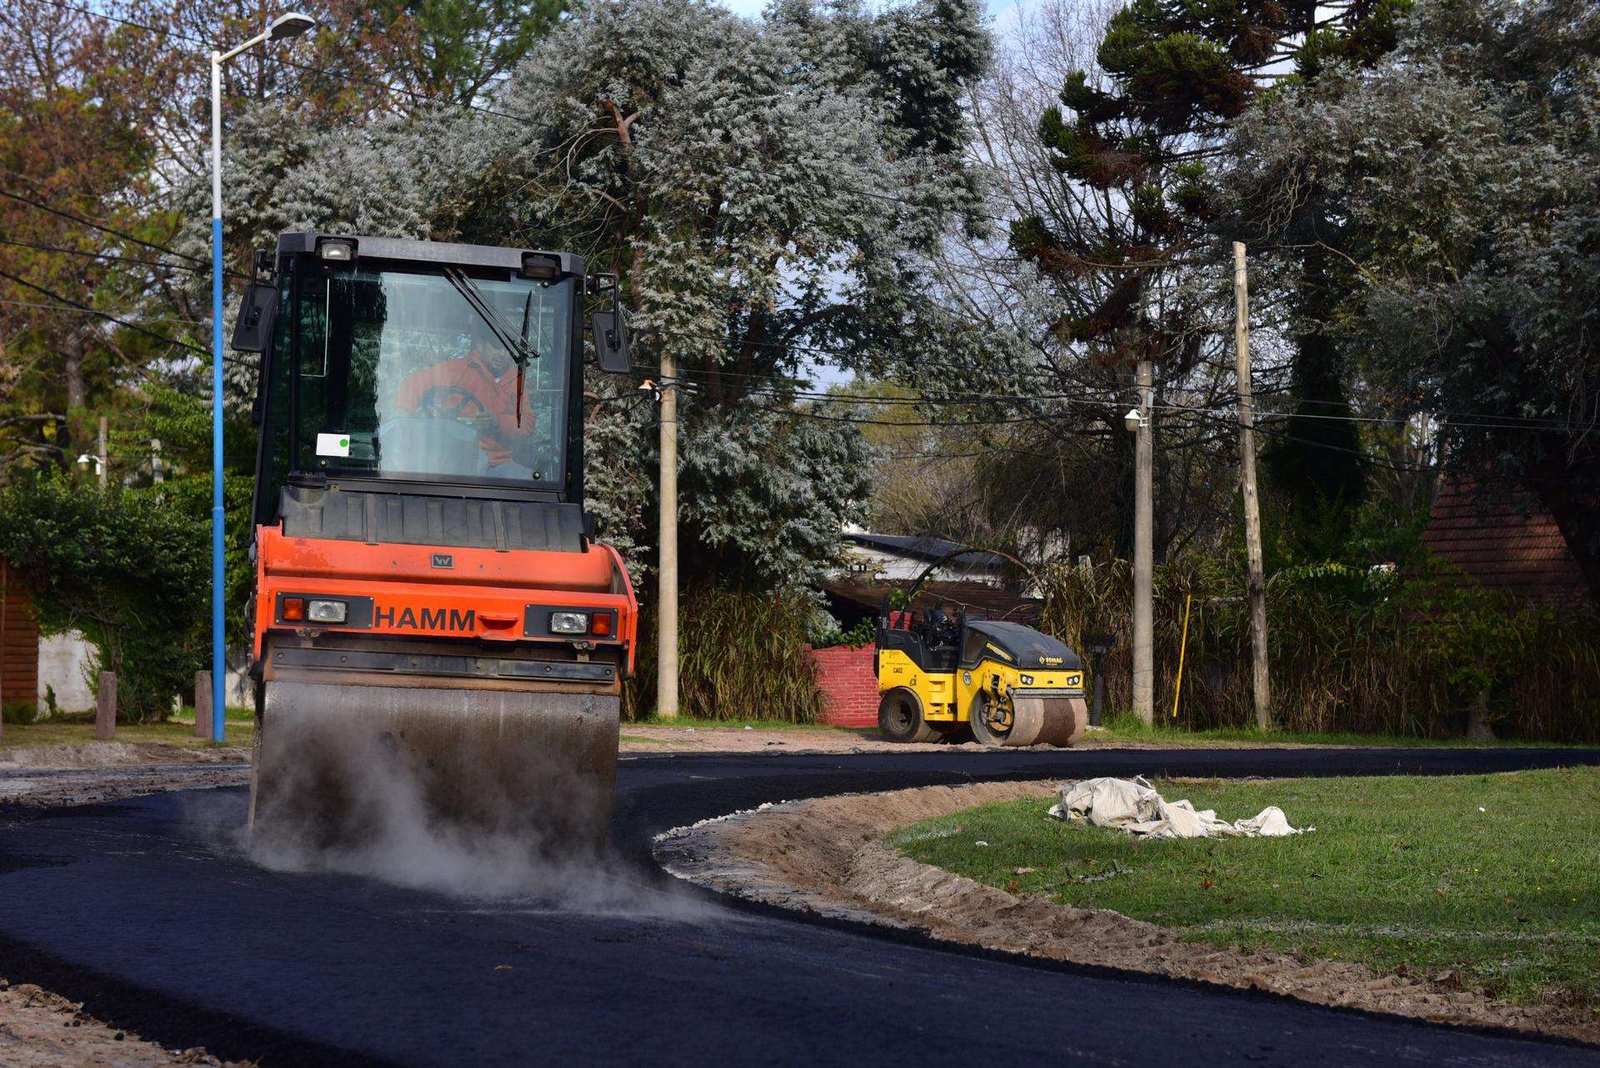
[0,978,246,1068]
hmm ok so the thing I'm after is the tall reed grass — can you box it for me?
[624,585,826,723]
[1037,557,1600,741]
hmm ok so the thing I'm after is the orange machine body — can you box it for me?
[253,525,638,675]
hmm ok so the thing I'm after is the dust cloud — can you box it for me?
[192,689,713,919]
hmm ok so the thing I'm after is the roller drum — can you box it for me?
[973,693,1086,747]
[1007,695,1087,747]
[250,679,619,854]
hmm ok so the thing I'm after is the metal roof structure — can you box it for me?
[843,532,1006,572]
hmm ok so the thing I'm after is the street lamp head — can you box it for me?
[76,453,93,467]
[267,12,317,40]
[1124,407,1144,433]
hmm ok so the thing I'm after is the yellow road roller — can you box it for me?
[875,609,1087,746]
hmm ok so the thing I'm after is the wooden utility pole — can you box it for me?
[194,670,213,739]
[656,357,679,719]
[1233,242,1272,729]
[1132,356,1155,725]
[95,672,117,741]
[96,416,108,489]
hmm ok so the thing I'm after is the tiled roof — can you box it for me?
[1422,480,1589,605]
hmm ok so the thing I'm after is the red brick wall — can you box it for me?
[809,644,878,727]
[1,558,40,711]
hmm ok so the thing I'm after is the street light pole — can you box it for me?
[209,47,225,745]
[209,12,316,744]
[656,357,678,719]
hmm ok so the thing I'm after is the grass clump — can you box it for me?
[0,710,254,750]
[893,768,1600,1006]
[626,586,826,723]
[1093,711,1578,749]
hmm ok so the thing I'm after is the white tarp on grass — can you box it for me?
[1048,776,1312,839]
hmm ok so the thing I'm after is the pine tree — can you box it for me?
[1016,0,1409,551]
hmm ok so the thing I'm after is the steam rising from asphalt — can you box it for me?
[209,684,711,919]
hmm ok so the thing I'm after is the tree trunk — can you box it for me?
[64,334,86,411]
[1466,691,1495,741]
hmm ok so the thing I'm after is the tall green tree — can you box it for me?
[1013,0,1408,555]
[1228,0,1600,593]
[215,0,990,590]
[0,0,173,481]
[325,0,570,104]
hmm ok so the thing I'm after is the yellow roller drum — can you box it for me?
[970,691,1086,748]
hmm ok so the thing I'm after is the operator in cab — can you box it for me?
[391,312,540,480]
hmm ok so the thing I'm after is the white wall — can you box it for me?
[38,632,96,712]
[38,631,253,713]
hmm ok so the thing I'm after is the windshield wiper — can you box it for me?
[443,267,541,367]
[443,267,541,426]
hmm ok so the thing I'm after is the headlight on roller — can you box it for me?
[550,611,590,634]
[307,599,348,624]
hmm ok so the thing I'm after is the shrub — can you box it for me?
[811,615,877,650]
[1,701,40,725]
[1037,554,1600,742]
[0,477,209,723]
[626,585,826,722]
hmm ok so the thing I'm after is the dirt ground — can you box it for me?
[654,780,1600,1046]
[0,979,242,1067]
[0,742,250,808]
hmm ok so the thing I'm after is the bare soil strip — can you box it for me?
[654,780,1600,1045]
[0,762,248,808]
[0,978,243,1067]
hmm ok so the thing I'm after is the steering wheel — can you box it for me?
[413,384,493,432]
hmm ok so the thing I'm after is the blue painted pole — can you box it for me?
[210,54,227,744]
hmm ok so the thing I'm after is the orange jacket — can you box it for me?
[394,350,531,466]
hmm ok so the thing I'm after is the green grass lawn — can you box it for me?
[1093,711,1584,749]
[894,768,1600,1007]
[0,707,255,750]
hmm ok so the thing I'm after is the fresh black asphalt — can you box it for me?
[2,745,1598,1066]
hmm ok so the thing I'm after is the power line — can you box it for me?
[0,186,246,277]
[0,235,204,275]
[36,0,205,44]
[0,265,255,370]
[0,228,1553,436]
[0,296,205,326]
[662,355,1584,434]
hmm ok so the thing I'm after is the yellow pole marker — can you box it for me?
[1170,591,1193,720]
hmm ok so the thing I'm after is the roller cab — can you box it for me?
[237,232,636,849]
[875,613,1087,747]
